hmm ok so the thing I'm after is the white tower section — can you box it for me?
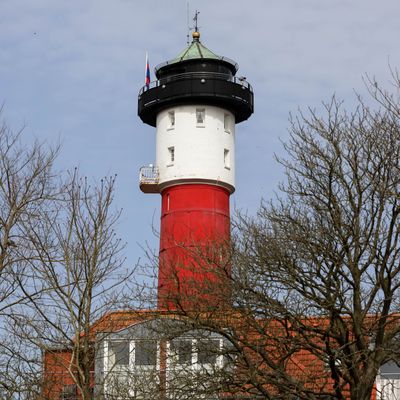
[156,105,236,193]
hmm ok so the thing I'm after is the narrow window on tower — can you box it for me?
[224,148,230,169]
[168,146,175,166]
[196,108,205,127]
[168,111,175,130]
[224,114,230,133]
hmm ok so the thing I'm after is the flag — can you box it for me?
[145,52,151,88]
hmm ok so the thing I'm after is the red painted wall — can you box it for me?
[158,184,231,310]
[42,349,74,399]
[42,348,94,400]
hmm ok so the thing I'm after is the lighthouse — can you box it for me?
[138,26,253,311]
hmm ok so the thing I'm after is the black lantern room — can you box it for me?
[138,31,254,127]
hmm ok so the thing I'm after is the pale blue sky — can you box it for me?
[1,0,400,268]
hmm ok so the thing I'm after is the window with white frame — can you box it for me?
[197,339,221,365]
[108,340,130,369]
[106,339,159,399]
[196,108,205,126]
[167,337,223,369]
[132,340,159,399]
[135,340,158,366]
[166,337,224,398]
[106,340,131,396]
[104,333,225,399]
[107,339,158,369]
[169,339,192,365]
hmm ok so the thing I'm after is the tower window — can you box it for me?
[168,146,175,165]
[224,148,230,169]
[224,114,230,133]
[168,111,175,129]
[196,108,205,126]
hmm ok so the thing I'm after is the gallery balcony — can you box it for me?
[139,165,159,193]
[138,72,254,127]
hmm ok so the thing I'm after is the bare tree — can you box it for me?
[9,170,131,400]
[0,112,58,311]
[0,112,133,399]
[0,112,59,397]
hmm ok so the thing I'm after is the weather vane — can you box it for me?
[186,7,201,45]
[193,10,200,32]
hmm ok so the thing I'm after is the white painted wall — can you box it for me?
[376,376,400,399]
[156,105,235,191]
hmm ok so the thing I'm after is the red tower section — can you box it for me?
[158,185,230,309]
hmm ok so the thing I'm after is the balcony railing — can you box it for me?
[139,72,252,95]
[139,165,159,184]
[139,165,159,193]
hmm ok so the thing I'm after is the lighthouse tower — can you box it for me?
[138,28,253,310]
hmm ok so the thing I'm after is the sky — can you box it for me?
[1,0,400,269]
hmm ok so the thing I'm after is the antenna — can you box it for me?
[186,2,190,45]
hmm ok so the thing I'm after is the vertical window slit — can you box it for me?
[168,146,175,165]
[196,108,205,126]
[168,111,175,128]
[224,148,230,169]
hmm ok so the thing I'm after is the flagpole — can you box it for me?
[145,51,148,84]
[145,51,150,89]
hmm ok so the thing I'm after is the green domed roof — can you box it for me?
[155,31,238,74]
[170,35,221,63]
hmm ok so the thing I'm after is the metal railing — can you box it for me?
[139,165,159,185]
[139,72,253,95]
